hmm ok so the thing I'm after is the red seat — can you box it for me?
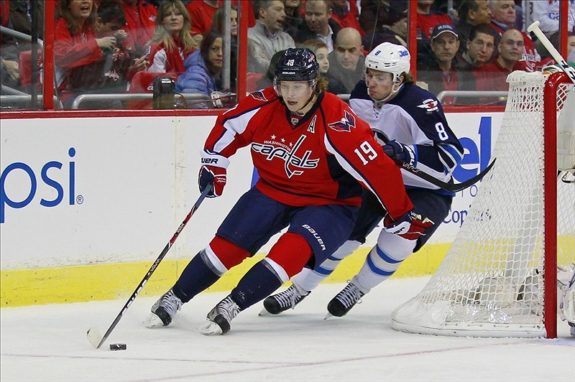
[18,50,43,87]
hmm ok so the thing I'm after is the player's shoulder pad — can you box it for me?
[322,93,368,134]
[394,83,444,116]
[220,87,278,120]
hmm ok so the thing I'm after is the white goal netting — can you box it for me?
[392,71,575,338]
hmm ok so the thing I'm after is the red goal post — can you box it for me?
[391,71,575,338]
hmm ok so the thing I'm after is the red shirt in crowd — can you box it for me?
[54,18,103,72]
[474,59,530,91]
[490,23,540,71]
[418,13,453,40]
[122,0,157,54]
[186,0,254,36]
[330,1,364,36]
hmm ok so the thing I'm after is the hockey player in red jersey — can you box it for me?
[263,43,464,318]
[145,48,422,335]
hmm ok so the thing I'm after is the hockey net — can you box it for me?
[391,71,575,338]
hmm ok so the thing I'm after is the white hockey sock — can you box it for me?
[354,233,415,291]
[293,240,362,292]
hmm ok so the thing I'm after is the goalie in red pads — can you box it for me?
[145,48,420,335]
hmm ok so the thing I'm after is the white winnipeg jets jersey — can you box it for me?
[349,81,464,193]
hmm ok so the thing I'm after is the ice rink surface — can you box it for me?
[2,277,574,382]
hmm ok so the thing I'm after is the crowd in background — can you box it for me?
[1,0,575,109]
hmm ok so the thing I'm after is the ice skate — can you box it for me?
[326,281,366,318]
[260,284,309,315]
[199,295,241,335]
[144,289,182,328]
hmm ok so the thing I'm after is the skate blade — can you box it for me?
[323,313,335,320]
[143,313,165,329]
[199,320,224,336]
[86,327,102,348]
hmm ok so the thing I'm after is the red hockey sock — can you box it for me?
[209,236,250,269]
[267,232,313,277]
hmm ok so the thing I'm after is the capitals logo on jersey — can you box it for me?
[252,134,319,178]
[417,99,439,112]
[250,91,268,102]
[328,111,356,132]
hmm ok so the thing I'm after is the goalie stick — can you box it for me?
[528,21,575,180]
[527,21,575,85]
[399,158,496,192]
[87,185,212,349]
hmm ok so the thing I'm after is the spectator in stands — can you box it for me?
[489,0,539,71]
[418,0,453,40]
[284,0,303,38]
[526,0,575,37]
[301,39,347,94]
[457,23,497,71]
[54,0,124,107]
[176,31,229,108]
[358,0,383,37]
[327,27,365,93]
[211,6,238,91]
[418,24,473,104]
[362,0,408,51]
[256,48,286,89]
[247,0,295,73]
[330,0,364,36]
[186,0,219,47]
[570,32,575,64]
[294,0,340,52]
[0,0,44,93]
[475,28,525,91]
[562,30,575,64]
[120,0,157,57]
[212,5,238,38]
[455,0,492,52]
[146,0,195,74]
[455,23,497,93]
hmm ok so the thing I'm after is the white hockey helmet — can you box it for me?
[365,42,410,83]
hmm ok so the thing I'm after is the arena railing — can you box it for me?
[436,90,509,102]
[70,93,214,110]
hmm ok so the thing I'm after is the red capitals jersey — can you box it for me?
[203,87,413,219]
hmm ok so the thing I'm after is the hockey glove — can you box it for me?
[383,140,416,166]
[383,211,434,241]
[198,151,230,198]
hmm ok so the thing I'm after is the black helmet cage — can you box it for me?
[273,48,319,93]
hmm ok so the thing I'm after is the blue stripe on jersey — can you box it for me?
[367,255,395,276]
[315,266,333,275]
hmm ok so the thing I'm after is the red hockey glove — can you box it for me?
[383,140,416,166]
[383,211,434,241]
[198,151,229,198]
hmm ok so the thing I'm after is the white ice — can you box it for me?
[2,278,574,382]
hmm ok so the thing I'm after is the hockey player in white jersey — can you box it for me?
[262,42,464,317]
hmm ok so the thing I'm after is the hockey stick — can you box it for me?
[399,159,496,192]
[87,185,212,349]
[527,21,575,85]
[528,22,575,178]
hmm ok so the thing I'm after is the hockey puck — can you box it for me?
[109,343,127,351]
